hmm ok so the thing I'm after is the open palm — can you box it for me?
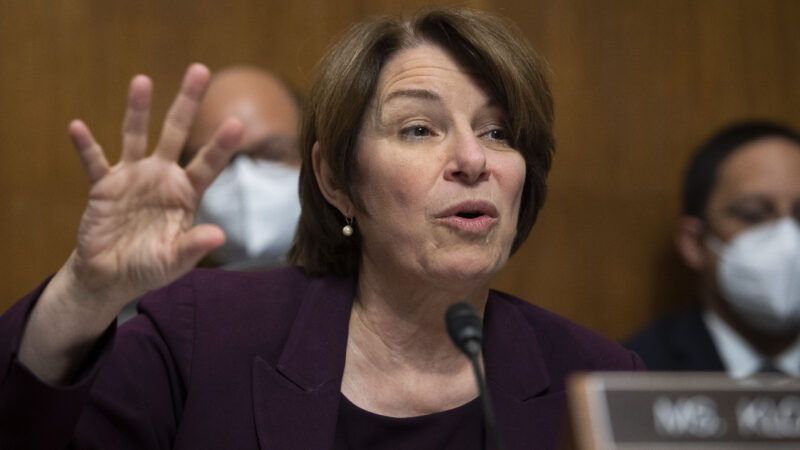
[68,64,242,304]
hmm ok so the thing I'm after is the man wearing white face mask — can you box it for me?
[185,66,302,270]
[626,121,800,378]
[118,67,301,322]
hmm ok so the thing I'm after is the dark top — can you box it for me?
[334,395,483,449]
[0,267,645,449]
[624,308,725,371]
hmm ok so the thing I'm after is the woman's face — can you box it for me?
[353,43,526,287]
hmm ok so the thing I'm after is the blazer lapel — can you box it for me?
[483,294,565,450]
[668,310,725,371]
[252,274,355,450]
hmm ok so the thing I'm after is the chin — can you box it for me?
[423,251,506,287]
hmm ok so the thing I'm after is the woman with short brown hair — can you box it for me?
[291,8,554,276]
[1,7,641,449]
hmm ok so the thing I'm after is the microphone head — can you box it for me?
[446,302,483,357]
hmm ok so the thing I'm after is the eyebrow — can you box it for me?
[383,89,442,104]
[239,135,299,158]
[373,87,503,126]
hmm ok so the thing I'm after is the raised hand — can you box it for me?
[67,64,242,306]
[19,64,242,384]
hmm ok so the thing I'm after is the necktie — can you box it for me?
[759,360,784,374]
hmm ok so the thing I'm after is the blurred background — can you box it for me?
[1,0,798,341]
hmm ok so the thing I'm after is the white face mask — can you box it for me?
[196,156,301,270]
[708,217,800,333]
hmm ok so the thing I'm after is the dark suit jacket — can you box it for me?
[624,309,725,371]
[1,267,643,449]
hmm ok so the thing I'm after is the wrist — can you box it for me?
[18,257,124,385]
[44,254,131,335]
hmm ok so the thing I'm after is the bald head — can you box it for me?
[186,66,301,165]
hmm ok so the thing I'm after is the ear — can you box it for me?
[311,141,355,217]
[674,216,710,271]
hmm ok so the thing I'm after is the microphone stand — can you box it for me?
[446,302,505,450]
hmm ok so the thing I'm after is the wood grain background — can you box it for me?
[1,0,798,340]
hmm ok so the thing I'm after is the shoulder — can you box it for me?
[129,267,320,366]
[623,308,717,371]
[490,291,643,373]
[137,266,314,323]
[625,309,705,352]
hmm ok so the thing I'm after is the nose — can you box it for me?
[444,131,489,185]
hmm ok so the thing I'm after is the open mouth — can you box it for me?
[456,211,484,219]
[438,201,498,220]
[434,201,498,234]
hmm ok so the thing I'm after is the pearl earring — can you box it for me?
[342,217,354,237]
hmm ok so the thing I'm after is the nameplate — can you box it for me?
[568,372,800,449]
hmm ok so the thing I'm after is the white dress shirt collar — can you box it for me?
[703,309,800,378]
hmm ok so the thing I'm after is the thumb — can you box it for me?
[175,224,226,267]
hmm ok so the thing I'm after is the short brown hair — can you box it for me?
[289,7,554,276]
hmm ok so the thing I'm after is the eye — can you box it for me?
[487,128,508,141]
[727,203,774,225]
[481,126,510,145]
[400,125,434,140]
[737,212,769,224]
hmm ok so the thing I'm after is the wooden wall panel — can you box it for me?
[0,0,362,310]
[488,0,800,338]
[1,1,798,343]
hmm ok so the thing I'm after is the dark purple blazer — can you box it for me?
[0,267,643,449]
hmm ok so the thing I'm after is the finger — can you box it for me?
[69,120,110,184]
[174,223,226,268]
[120,75,152,162]
[185,118,244,194]
[154,63,211,162]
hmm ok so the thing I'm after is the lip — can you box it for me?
[433,200,499,235]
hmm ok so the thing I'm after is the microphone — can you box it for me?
[446,302,504,450]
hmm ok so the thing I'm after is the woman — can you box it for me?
[0,8,642,449]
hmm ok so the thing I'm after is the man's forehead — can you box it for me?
[711,138,800,202]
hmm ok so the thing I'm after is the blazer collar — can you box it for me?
[275,273,355,389]
[669,310,725,370]
[484,293,563,450]
[252,273,355,450]
[483,291,551,401]
[252,278,553,450]
[271,280,551,398]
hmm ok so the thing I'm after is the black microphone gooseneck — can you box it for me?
[446,302,504,450]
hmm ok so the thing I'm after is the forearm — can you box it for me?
[18,257,127,385]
